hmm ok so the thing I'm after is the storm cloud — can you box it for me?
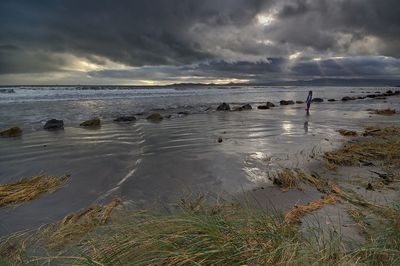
[0,0,399,85]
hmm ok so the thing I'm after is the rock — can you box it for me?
[0,88,15,93]
[328,99,336,102]
[80,118,101,127]
[146,113,163,122]
[386,90,393,94]
[296,100,304,104]
[177,111,189,115]
[357,96,366,99]
[218,137,223,143]
[257,105,269,110]
[44,119,64,130]
[266,102,275,108]
[0,126,22,137]
[341,96,355,101]
[366,183,374,191]
[233,104,252,111]
[280,100,295,105]
[216,102,231,111]
[366,94,377,98]
[113,116,136,122]
[311,98,324,103]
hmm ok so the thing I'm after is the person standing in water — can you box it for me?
[305,90,313,115]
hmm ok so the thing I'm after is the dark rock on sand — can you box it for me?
[386,90,393,94]
[296,101,304,104]
[366,183,375,191]
[44,119,64,130]
[233,104,252,111]
[217,102,231,111]
[342,96,355,101]
[218,137,223,143]
[366,94,377,98]
[0,126,22,137]
[266,102,275,108]
[357,96,366,99]
[80,118,101,127]
[328,99,336,102]
[257,105,269,110]
[146,113,163,122]
[280,100,295,105]
[311,98,323,103]
[114,116,136,122]
[177,111,189,115]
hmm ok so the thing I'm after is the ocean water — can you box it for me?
[0,86,399,235]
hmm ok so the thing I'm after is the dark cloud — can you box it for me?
[0,0,399,84]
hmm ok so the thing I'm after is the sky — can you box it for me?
[0,0,399,85]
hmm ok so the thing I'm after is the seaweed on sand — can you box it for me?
[337,129,358,137]
[0,175,70,207]
[367,108,396,116]
[273,168,324,191]
[284,195,337,224]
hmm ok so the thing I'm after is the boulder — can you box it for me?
[146,113,163,122]
[44,119,64,130]
[328,99,336,102]
[216,102,231,111]
[0,126,22,137]
[114,116,136,122]
[280,100,295,105]
[311,98,323,103]
[233,104,252,111]
[80,118,101,127]
[257,105,269,110]
[296,100,304,104]
[266,102,275,108]
[341,96,355,101]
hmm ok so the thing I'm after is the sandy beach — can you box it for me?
[1,86,399,239]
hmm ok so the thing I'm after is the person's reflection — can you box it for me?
[304,121,309,133]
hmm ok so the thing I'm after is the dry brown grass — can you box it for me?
[367,108,396,116]
[41,198,121,250]
[284,195,337,224]
[0,175,70,207]
[337,129,358,137]
[273,168,325,192]
[324,127,400,167]
[363,126,400,136]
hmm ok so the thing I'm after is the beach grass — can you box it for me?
[0,174,70,208]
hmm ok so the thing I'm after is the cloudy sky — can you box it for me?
[0,0,399,85]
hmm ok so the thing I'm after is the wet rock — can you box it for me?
[233,104,252,111]
[296,100,304,104]
[177,111,189,115]
[146,113,163,122]
[113,116,136,122]
[44,119,64,130]
[0,88,15,93]
[366,94,377,98]
[257,105,269,110]
[328,99,336,102]
[280,100,295,105]
[216,102,231,111]
[80,118,101,127]
[266,102,275,108]
[341,96,355,101]
[357,96,366,99]
[311,98,324,103]
[0,126,22,137]
[218,137,223,143]
[386,90,393,94]
[366,183,374,191]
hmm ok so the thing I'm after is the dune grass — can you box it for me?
[0,174,70,208]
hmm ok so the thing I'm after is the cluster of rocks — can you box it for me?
[341,90,399,102]
[0,88,15,93]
